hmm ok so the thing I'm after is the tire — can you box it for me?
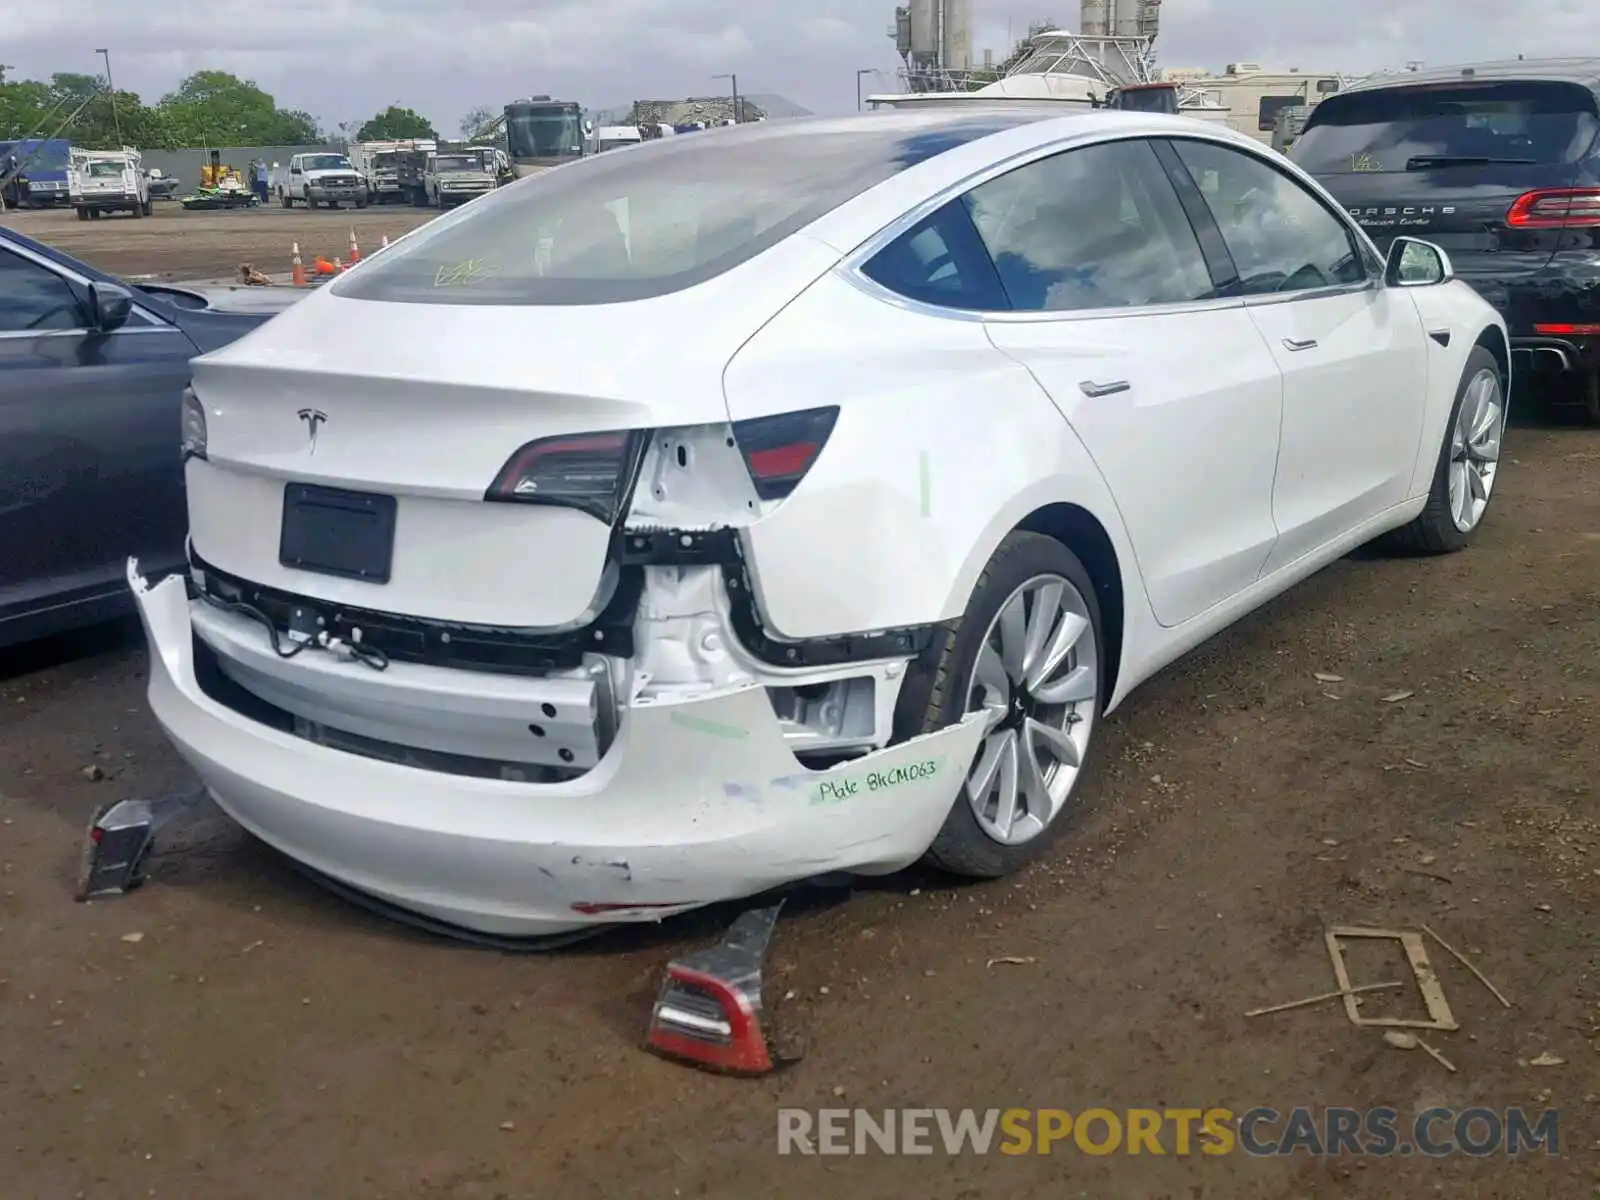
[130,203,144,219]
[356,197,368,209]
[1381,345,1506,555]
[1582,371,1600,428]
[76,208,88,221]
[900,532,1106,879]
[141,200,152,217]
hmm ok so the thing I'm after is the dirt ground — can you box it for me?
[2,201,436,281]
[1,211,1598,1199]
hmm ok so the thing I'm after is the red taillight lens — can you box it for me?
[730,406,839,501]
[1505,188,1600,228]
[1534,323,1600,336]
[485,430,646,524]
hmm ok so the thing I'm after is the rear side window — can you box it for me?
[1291,80,1600,174]
[860,200,1010,311]
[962,138,1217,312]
[334,115,1038,306]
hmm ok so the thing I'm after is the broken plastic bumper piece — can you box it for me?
[127,559,985,937]
[647,902,783,1075]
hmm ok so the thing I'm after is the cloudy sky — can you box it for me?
[8,0,1598,134]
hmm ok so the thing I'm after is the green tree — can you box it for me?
[458,105,496,139]
[0,79,53,140]
[356,105,437,141]
[155,71,321,146]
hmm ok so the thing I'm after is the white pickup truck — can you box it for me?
[69,148,151,219]
[270,152,368,209]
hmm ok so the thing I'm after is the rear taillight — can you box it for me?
[1505,188,1600,228]
[730,406,839,501]
[180,388,207,461]
[486,430,646,524]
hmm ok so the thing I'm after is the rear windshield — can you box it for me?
[1292,80,1600,174]
[333,114,1031,306]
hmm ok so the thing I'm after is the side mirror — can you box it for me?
[1384,237,1454,287]
[88,281,133,332]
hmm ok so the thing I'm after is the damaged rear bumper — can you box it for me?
[128,561,985,937]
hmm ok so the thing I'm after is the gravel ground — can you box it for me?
[2,202,437,281]
[0,206,1596,1199]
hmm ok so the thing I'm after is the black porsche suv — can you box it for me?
[1290,58,1600,424]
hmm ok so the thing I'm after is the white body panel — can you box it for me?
[134,111,1507,934]
[69,149,148,211]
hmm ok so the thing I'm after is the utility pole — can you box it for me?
[95,48,123,145]
[713,72,740,123]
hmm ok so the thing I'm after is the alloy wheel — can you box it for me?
[962,574,1099,847]
[1448,367,1505,533]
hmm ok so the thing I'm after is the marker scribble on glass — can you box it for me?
[434,259,498,287]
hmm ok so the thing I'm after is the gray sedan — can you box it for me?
[0,228,302,647]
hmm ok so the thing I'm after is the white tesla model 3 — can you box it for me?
[131,109,1508,936]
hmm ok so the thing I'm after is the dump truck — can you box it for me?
[349,138,436,204]
[395,147,497,208]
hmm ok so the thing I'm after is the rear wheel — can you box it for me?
[141,200,152,217]
[1583,371,1600,428]
[907,533,1104,878]
[76,208,88,221]
[1383,345,1505,554]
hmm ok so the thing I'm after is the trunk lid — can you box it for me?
[1313,165,1578,274]
[187,232,842,629]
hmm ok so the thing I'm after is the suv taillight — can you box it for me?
[1505,188,1600,228]
[730,406,839,501]
[486,430,647,524]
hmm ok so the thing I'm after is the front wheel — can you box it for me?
[1382,345,1506,555]
[906,532,1104,878]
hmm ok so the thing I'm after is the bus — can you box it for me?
[502,97,585,177]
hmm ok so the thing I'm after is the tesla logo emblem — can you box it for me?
[297,408,327,453]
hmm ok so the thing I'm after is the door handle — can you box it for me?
[1079,379,1130,398]
[1282,337,1318,352]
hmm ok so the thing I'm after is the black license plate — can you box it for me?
[278,483,397,583]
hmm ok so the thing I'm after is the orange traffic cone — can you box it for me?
[334,256,345,274]
[290,242,307,287]
[347,228,361,262]
[379,234,390,252]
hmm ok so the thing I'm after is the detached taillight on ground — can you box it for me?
[485,430,648,524]
[731,406,839,501]
[1505,188,1600,228]
[645,903,783,1076]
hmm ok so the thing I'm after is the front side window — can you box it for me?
[0,248,84,333]
[962,138,1217,313]
[1169,139,1366,295]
